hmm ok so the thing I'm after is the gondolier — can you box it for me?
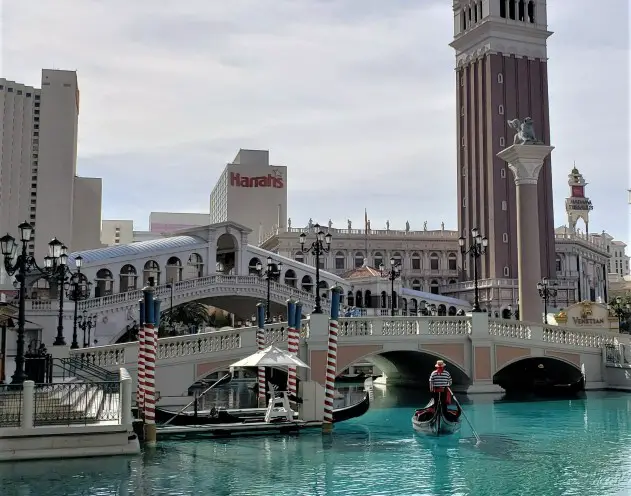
[429,360,452,405]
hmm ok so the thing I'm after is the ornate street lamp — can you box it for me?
[380,257,401,316]
[537,277,557,325]
[65,255,92,349]
[299,224,332,314]
[77,311,97,348]
[256,256,283,323]
[0,223,67,383]
[609,296,630,331]
[458,227,488,313]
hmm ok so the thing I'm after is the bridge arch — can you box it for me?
[119,264,138,292]
[333,347,471,387]
[187,253,204,278]
[216,232,238,274]
[493,355,584,391]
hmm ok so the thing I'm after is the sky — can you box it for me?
[1,1,629,241]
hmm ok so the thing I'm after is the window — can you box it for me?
[556,257,562,272]
[498,105,504,115]
[294,252,304,264]
[460,76,464,86]
[462,197,467,207]
[374,252,383,268]
[26,92,31,97]
[430,253,439,271]
[354,252,364,268]
[502,233,509,243]
[448,253,457,271]
[412,280,421,291]
[500,168,506,178]
[35,94,40,100]
[17,90,22,95]
[462,166,466,176]
[501,200,507,211]
[7,88,13,93]
[430,280,440,295]
[499,137,505,147]
[461,106,465,116]
[461,137,466,146]
[503,266,510,277]
[412,253,421,270]
[497,73,504,83]
[335,252,345,270]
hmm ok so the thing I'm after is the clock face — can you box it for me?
[572,185,584,198]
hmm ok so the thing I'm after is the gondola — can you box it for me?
[411,395,462,436]
[150,390,370,427]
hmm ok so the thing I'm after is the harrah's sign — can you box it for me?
[230,171,284,189]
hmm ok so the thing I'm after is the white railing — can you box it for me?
[541,324,619,348]
[23,275,325,313]
[338,316,472,337]
[69,320,311,368]
[488,319,531,340]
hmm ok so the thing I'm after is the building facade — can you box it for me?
[209,149,287,243]
[0,69,102,270]
[451,0,555,282]
[101,220,134,246]
[149,212,209,234]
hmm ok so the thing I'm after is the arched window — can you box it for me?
[556,256,563,273]
[448,306,457,316]
[430,280,439,295]
[295,252,304,264]
[402,298,408,315]
[374,252,383,269]
[347,291,355,307]
[411,252,421,270]
[381,291,387,309]
[95,268,114,297]
[448,279,457,285]
[354,252,364,268]
[518,0,525,21]
[509,0,516,19]
[474,1,478,22]
[166,256,182,283]
[119,264,137,293]
[143,260,160,286]
[364,290,372,308]
[448,253,457,271]
[355,291,363,308]
[187,253,204,278]
[318,280,329,299]
[500,0,507,18]
[284,269,297,288]
[335,251,345,270]
[430,253,440,271]
[438,304,447,316]
[301,275,313,293]
[412,279,421,291]
[527,0,535,22]
[248,257,262,275]
[410,299,418,315]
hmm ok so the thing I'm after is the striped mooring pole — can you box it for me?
[136,298,145,413]
[323,286,342,433]
[286,299,298,398]
[142,285,161,447]
[256,303,267,407]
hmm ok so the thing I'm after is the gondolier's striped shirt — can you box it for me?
[429,370,452,388]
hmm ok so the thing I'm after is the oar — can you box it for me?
[448,387,482,446]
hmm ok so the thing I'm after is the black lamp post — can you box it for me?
[0,222,66,384]
[47,238,70,346]
[537,277,557,324]
[66,255,92,349]
[609,296,630,331]
[380,257,401,316]
[299,224,332,314]
[256,256,282,323]
[77,311,97,348]
[458,227,488,313]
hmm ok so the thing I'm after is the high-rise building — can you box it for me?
[451,0,555,282]
[0,69,102,264]
[149,212,209,234]
[209,149,287,243]
[101,220,135,246]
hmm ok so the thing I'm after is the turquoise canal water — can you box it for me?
[2,386,631,496]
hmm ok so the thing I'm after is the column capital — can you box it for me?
[497,144,555,185]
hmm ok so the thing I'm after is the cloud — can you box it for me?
[2,0,629,241]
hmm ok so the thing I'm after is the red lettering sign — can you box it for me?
[571,185,584,198]
[230,172,284,189]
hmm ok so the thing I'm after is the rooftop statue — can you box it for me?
[507,117,542,145]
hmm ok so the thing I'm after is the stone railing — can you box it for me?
[488,319,531,340]
[541,324,619,349]
[337,316,472,337]
[23,275,324,313]
[69,320,311,368]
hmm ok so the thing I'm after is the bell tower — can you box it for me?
[451,0,556,282]
[565,165,593,234]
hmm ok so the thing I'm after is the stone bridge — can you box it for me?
[21,221,348,344]
[69,313,630,400]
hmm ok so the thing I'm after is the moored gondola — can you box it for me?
[411,396,462,436]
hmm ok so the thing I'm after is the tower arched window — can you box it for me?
[500,0,507,18]
[412,279,421,291]
[430,280,440,295]
[527,1,535,23]
[518,0,525,21]
[509,0,516,20]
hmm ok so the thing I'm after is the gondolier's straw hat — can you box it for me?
[435,360,445,368]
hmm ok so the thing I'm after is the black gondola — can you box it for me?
[411,395,462,436]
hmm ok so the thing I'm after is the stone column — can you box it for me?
[497,144,554,323]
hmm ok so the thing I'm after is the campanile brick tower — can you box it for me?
[451,0,555,283]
